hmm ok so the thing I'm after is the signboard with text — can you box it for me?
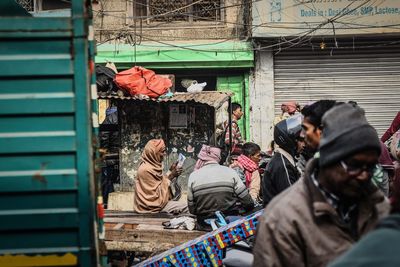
[252,0,400,37]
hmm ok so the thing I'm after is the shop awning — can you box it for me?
[95,41,254,69]
[98,91,233,109]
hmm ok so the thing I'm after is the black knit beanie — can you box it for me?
[319,103,381,167]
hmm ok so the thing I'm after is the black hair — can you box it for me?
[231,102,242,114]
[348,100,358,107]
[301,100,337,128]
[242,142,261,157]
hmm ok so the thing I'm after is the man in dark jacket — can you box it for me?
[328,214,400,267]
[253,104,390,267]
[296,100,337,174]
[99,106,119,207]
[329,162,400,267]
[301,100,337,154]
[100,105,119,153]
[262,114,304,207]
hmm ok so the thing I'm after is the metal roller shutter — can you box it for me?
[274,38,400,136]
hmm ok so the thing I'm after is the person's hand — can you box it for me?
[168,162,183,180]
[169,162,178,172]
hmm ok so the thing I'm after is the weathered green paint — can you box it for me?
[0,17,72,32]
[0,174,78,193]
[0,155,76,171]
[0,79,73,93]
[217,75,250,141]
[0,98,75,115]
[0,135,76,153]
[0,59,73,76]
[0,192,77,210]
[96,42,254,69]
[2,209,80,230]
[0,116,75,132]
[2,231,79,249]
[244,72,250,141]
[1,39,72,54]
[0,1,97,266]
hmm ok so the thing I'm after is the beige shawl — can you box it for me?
[133,139,170,213]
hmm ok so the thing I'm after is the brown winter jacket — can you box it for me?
[253,158,390,267]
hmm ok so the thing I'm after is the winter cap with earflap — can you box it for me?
[319,103,381,167]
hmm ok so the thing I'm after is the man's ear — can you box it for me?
[316,127,323,138]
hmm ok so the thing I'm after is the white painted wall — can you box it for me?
[249,50,275,151]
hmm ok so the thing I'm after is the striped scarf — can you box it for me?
[237,154,258,187]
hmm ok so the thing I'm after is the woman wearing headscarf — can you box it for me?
[133,139,187,214]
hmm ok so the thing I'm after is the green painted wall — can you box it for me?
[96,41,253,69]
[0,4,97,266]
[217,75,250,141]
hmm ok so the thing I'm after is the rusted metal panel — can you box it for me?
[117,100,216,192]
[99,91,232,109]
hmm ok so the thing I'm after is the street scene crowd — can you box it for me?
[128,99,400,266]
[3,0,400,266]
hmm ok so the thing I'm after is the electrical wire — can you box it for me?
[124,0,258,18]
[94,0,399,30]
[266,0,376,54]
[95,0,308,27]
[95,0,400,53]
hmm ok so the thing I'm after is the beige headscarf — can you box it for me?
[133,139,171,213]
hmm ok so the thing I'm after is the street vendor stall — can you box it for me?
[97,92,233,263]
[98,91,233,193]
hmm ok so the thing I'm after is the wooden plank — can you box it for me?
[105,210,175,218]
[113,223,124,230]
[104,217,169,225]
[105,227,204,253]
[136,224,165,231]
[105,241,175,254]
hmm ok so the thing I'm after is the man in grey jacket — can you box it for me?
[188,145,254,230]
[253,104,390,267]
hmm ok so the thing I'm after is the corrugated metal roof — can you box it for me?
[98,91,233,109]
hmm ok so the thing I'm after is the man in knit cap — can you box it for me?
[253,103,390,267]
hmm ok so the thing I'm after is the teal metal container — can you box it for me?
[0,1,97,266]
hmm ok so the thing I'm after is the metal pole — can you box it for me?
[228,97,232,156]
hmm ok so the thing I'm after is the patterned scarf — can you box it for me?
[237,154,258,187]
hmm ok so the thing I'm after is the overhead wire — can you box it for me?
[268,0,374,53]
[260,0,382,54]
[95,0,400,53]
[94,0,400,31]
[124,0,259,19]
[94,0,314,29]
